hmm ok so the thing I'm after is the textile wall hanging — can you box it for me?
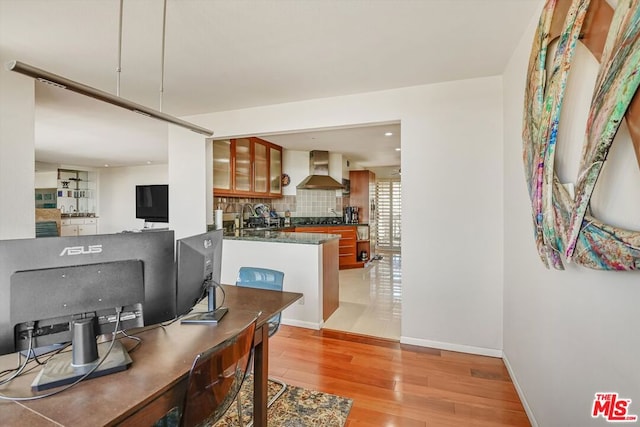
[523,0,640,270]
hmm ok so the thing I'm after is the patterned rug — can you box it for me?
[214,375,353,426]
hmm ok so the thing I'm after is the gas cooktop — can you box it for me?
[296,217,345,226]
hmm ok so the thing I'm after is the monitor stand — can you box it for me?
[181,283,228,324]
[31,318,132,392]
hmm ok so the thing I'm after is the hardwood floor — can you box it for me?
[269,326,530,426]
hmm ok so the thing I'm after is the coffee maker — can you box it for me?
[344,206,359,224]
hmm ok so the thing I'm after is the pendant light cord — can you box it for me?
[160,0,167,112]
[116,0,124,97]
[116,0,167,110]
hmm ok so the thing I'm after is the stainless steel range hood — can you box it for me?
[296,150,344,190]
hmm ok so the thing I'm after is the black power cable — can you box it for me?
[0,307,123,402]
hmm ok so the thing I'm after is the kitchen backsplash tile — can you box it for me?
[214,191,346,218]
[296,189,338,216]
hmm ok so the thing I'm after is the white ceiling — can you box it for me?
[0,0,541,169]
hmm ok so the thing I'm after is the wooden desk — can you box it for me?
[0,285,302,426]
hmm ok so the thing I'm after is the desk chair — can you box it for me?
[155,316,257,427]
[236,267,287,409]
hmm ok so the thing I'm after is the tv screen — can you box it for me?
[136,184,169,223]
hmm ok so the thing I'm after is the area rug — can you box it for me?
[214,375,353,427]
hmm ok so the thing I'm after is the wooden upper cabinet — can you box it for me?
[234,138,252,192]
[269,146,282,195]
[213,139,232,191]
[253,139,268,193]
[213,137,283,198]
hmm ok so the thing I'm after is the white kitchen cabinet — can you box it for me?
[61,217,98,236]
[60,224,78,237]
[78,218,97,235]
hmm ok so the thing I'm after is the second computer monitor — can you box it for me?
[175,229,224,319]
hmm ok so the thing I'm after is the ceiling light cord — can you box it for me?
[5,0,214,136]
[159,0,167,112]
[116,0,124,97]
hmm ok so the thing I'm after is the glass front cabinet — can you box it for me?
[212,137,283,198]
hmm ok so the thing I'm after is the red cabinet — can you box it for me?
[213,137,283,198]
[295,225,362,269]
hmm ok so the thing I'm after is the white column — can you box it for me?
[167,126,208,240]
[0,64,35,239]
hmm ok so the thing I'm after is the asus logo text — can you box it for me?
[59,245,103,256]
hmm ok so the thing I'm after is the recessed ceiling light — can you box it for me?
[104,164,110,168]
[147,161,152,165]
[395,147,401,151]
[385,132,393,136]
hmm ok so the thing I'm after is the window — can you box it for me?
[375,179,401,250]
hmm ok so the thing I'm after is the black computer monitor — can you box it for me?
[0,230,176,390]
[135,184,169,223]
[176,229,227,324]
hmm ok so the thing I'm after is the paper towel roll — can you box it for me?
[215,209,223,230]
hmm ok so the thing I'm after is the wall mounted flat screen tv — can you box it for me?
[136,184,169,223]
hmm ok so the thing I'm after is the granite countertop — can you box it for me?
[223,229,340,244]
[294,223,368,227]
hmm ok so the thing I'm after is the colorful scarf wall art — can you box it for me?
[522,0,640,270]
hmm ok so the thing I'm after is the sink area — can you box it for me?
[61,213,96,218]
[223,228,339,244]
[224,227,292,237]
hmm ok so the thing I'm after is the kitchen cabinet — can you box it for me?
[349,170,376,223]
[356,225,370,263]
[269,146,282,195]
[296,225,362,269]
[234,138,252,192]
[61,217,98,236]
[349,169,377,253]
[212,139,231,191]
[213,137,283,198]
[253,139,268,193]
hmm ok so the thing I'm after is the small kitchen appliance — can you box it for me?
[344,206,359,224]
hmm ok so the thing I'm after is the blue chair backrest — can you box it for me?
[236,267,284,335]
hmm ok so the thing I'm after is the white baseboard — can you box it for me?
[502,352,538,427]
[400,336,503,358]
[281,318,321,330]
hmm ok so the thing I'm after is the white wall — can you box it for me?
[168,126,209,240]
[0,57,35,240]
[34,171,57,188]
[98,164,168,234]
[502,2,640,425]
[282,150,308,196]
[187,79,505,354]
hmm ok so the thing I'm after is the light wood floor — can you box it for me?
[324,250,402,340]
[269,326,530,427]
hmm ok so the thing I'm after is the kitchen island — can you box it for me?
[221,229,340,329]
